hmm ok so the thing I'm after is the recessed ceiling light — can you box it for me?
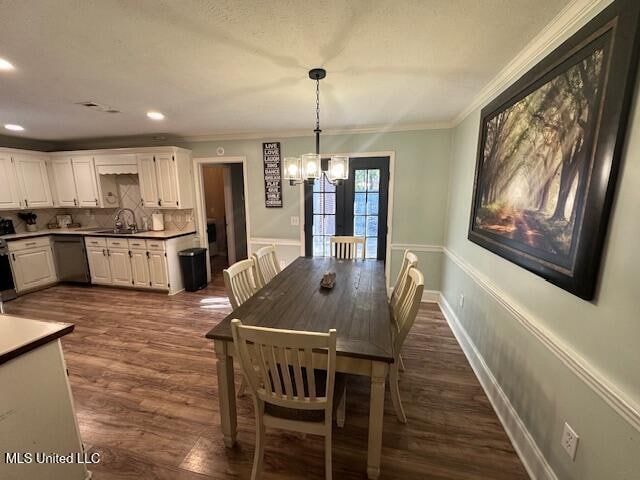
[146,111,165,121]
[0,58,14,71]
[4,124,24,132]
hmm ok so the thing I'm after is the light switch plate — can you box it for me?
[290,216,300,226]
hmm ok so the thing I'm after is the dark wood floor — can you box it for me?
[4,276,529,480]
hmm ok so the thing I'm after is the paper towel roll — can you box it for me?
[152,213,165,231]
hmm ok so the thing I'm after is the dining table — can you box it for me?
[206,256,394,479]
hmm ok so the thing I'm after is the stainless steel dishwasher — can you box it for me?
[52,235,91,284]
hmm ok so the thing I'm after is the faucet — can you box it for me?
[113,208,137,232]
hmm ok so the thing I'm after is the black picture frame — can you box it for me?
[468,0,640,300]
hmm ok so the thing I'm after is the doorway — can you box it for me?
[198,161,248,279]
[304,156,390,260]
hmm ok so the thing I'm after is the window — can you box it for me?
[353,169,380,259]
[312,175,336,256]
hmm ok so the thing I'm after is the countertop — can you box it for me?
[1,227,197,241]
[0,315,74,366]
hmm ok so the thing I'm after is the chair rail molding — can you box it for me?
[439,294,558,480]
[390,243,443,253]
[442,247,640,433]
[249,237,302,247]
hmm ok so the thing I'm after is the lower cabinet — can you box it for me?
[85,236,169,291]
[8,237,57,293]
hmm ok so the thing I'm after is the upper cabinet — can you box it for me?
[137,150,193,209]
[51,156,99,208]
[13,154,54,208]
[0,153,21,209]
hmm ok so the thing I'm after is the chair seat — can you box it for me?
[264,372,346,423]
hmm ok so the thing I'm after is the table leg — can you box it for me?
[214,340,237,447]
[367,361,388,479]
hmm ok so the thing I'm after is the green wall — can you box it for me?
[442,68,640,480]
[187,129,451,291]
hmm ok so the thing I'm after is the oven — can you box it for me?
[0,239,17,305]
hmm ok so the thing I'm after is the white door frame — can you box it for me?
[298,150,395,290]
[222,166,236,264]
[193,156,251,283]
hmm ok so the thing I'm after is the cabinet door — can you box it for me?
[72,157,99,207]
[86,246,111,285]
[108,248,133,286]
[51,158,78,207]
[137,154,159,207]
[148,251,168,289]
[131,249,150,287]
[14,155,53,208]
[0,154,21,209]
[10,247,57,292]
[155,154,179,208]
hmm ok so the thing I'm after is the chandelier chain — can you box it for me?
[315,79,320,131]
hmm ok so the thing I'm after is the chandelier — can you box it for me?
[283,68,349,186]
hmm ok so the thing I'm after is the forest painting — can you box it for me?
[468,0,640,300]
[475,48,604,258]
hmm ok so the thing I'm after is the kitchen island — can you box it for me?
[0,315,89,480]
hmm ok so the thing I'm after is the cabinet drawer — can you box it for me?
[85,236,107,248]
[8,236,51,252]
[146,240,166,251]
[106,238,127,248]
[128,238,147,249]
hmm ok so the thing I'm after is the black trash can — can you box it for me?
[178,247,208,292]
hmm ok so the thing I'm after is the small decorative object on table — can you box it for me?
[18,211,38,232]
[320,271,336,289]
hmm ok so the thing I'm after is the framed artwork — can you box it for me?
[468,0,640,300]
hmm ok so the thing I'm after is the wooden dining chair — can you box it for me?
[252,244,281,288]
[390,250,418,371]
[223,259,259,310]
[231,319,343,480]
[389,267,424,424]
[330,236,365,260]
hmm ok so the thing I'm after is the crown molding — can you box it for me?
[182,121,454,143]
[451,0,611,127]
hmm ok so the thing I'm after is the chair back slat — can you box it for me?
[391,250,419,320]
[223,259,258,309]
[330,236,365,260]
[231,320,337,410]
[393,267,424,356]
[252,244,281,288]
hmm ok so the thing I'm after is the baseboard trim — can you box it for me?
[439,294,558,480]
[442,247,640,432]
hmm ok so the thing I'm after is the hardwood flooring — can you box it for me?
[4,278,529,480]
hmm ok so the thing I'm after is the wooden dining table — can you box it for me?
[206,256,394,479]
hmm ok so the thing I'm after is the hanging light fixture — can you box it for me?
[284,68,349,185]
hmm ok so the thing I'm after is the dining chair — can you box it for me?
[231,319,344,480]
[389,267,424,423]
[223,259,259,310]
[390,250,418,371]
[252,244,281,288]
[329,236,365,260]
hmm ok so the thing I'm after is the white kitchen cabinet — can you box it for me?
[137,154,159,208]
[86,246,112,285]
[72,156,99,207]
[130,248,151,288]
[14,155,53,208]
[108,246,133,287]
[51,156,99,208]
[8,238,57,293]
[0,153,21,209]
[51,158,78,207]
[136,150,193,209]
[148,250,168,289]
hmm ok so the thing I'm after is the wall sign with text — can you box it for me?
[263,142,283,208]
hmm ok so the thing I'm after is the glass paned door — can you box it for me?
[305,156,389,261]
[312,175,336,256]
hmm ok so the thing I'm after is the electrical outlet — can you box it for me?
[459,293,465,309]
[290,216,300,226]
[279,260,286,269]
[561,422,579,461]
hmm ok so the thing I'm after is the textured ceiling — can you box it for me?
[0,0,570,140]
